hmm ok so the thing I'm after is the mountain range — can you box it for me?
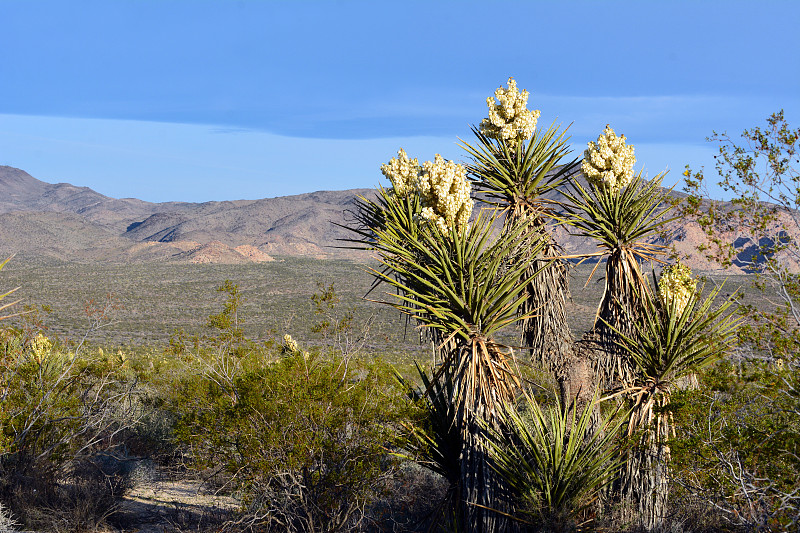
[0,165,376,263]
[0,165,785,272]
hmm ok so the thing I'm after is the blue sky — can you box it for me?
[1,0,798,202]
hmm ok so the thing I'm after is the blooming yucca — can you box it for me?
[380,148,419,196]
[581,125,636,192]
[415,154,473,232]
[479,77,541,143]
[282,334,299,353]
[658,263,696,314]
[30,333,52,365]
[381,150,473,232]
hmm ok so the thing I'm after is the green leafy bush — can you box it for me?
[0,327,140,531]
[670,360,800,530]
[173,346,409,532]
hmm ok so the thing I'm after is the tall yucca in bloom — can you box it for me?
[563,127,675,390]
[345,146,545,530]
[479,77,541,145]
[463,79,588,408]
[581,125,636,192]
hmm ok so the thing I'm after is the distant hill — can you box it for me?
[0,165,373,263]
[0,165,791,271]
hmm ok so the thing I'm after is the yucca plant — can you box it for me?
[613,270,740,530]
[462,122,579,365]
[461,80,582,407]
[562,168,675,391]
[487,393,625,533]
[356,178,545,530]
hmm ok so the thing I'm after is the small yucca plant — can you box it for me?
[487,393,625,532]
[619,274,739,440]
[613,270,740,530]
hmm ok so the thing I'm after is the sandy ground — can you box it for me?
[118,465,238,533]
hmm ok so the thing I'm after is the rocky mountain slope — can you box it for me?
[0,166,374,263]
[0,165,789,271]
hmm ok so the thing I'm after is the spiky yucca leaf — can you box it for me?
[561,171,675,266]
[338,186,422,251]
[0,257,22,321]
[461,122,578,214]
[487,394,625,530]
[617,279,740,397]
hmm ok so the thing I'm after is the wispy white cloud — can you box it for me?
[0,114,457,202]
[0,111,769,202]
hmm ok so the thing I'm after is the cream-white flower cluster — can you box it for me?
[479,77,540,143]
[30,333,52,364]
[380,148,419,196]
[381,150,473,232]
[415,155,473,232]
[658,263,696,314]
[282,333,299,353]
[581,125,636,192]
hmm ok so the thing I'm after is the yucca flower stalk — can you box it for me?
[562,170,676,390]
[613,273,740,530]
[487,393,626,532]
[462,111,585,407]
[479,77,540,147]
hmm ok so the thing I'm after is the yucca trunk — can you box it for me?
[448,336,519,532]
[506,209,594,412]
[588,248,652,520]
[592,248,648,390]
[621,393,672,531]
[511,212,573,367]
[460,417,512,532]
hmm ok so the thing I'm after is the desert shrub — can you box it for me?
[670,111,800,531]
[670,359,800,531]
[172,345,409,533]
[0,327,140,531]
